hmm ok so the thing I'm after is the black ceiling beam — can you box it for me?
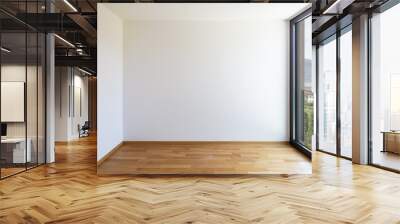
[55,55,96,71]
[86,0,97,12]
[0,18,28,32]
[67,13,97,38]
[312,15,338,37]
[13,13,83,32]
[0,7,38,31]
[56,47,97,57]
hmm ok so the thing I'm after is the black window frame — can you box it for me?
[314,24,353,161]
[290,7,313,159]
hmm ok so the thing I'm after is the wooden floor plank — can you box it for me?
[97,141,311,175]
[0,135,400,223]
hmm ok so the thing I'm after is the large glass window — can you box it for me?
[318,36,337,154]
[340,28,352,158]
[316,26,353,159]
[294,16,313,149]
[371,3,400,171]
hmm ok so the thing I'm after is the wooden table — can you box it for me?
[1,138,32,165]
[382,131,400,154]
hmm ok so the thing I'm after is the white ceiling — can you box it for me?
[102,3,311,21]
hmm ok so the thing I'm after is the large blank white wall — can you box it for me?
[123,20,289,141]
[97,5,124,160]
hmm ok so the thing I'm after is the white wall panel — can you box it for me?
[97,4,124,160]
[123,20,289,141]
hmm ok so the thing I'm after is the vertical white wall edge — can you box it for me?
[97,4,124,161]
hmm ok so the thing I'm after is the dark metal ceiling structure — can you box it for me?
[311,0,392,44]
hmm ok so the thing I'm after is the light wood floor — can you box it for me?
[0,167,26,178]
[372,151,400,171]
[97,141,311,175]
[1,164,45,178]
[1,135,400,223]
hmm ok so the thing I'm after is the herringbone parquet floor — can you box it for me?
[1,135,400,223]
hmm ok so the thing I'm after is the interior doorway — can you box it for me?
[54,66,96,153]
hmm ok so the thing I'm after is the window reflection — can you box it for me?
[318,36,337,154]
[340,28,352,158]
[371,3,400,171]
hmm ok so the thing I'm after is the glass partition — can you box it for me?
[0,4,46,179]
[0,31,28,178]
[27,31,38,169]
[38,32,46,165]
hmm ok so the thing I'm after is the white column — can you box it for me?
[46,32,55,163]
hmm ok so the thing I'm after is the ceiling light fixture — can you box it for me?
[78,67,93,76]
[1,47,11,53]
[54,34,75,48]
[63,0,78,12]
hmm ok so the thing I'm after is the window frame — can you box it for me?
[290,7,313,159]
[0,3,48,180]
[314,23,353,161]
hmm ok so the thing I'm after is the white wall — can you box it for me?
[1,65,42,139]
[55,67,70,141]
[54,67,89,141]
[123,20,289,141]
[71,73,89,138]
[1,64,46,163]
[97,5,124,160]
